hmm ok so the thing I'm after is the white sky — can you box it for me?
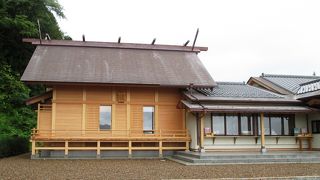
[57,0,320,82]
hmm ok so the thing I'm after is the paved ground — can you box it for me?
[0,154,320,180]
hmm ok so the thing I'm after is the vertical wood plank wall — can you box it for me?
[44,86,184,136]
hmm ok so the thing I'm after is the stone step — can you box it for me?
[175,151,320,160]
[172,154,320,165]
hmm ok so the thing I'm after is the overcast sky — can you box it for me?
[57,0,320,82]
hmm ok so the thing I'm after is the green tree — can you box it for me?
[0,0,68,140]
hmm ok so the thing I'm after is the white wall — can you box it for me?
[202,113,310,150]
[309,112,320,149]
[186,112,198,150]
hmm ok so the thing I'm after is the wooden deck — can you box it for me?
[31,129,191,158]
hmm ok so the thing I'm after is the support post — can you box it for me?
[185,140,190,152]
[128,141,132,158]
[200,113,205,152]
[260,113,267,153]
[37,103,40,129]
[155,90,159,131]
[31,140,36,158]
[82,88,86,135]
[159,141,163,158]
[52,87,56,136]
[64,141,68,158]
[97,141,101,159]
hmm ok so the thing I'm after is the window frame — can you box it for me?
[99,105,112,131]
[211,113,295,136]
[143,106,155,134]
[312,120,320,134]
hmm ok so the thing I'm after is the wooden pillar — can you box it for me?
[51,87,56,135]
[31,140,36,156]
[159,141,163,157]
[200,113,205,152]
[82,88,86,135]
[112,87,116,130]
[64,140,68,158]
[185,140,190,152]
[128,141,132,158]
[182,109,186,130]
[154,90,159,131]
[127,88,131,133]
[37,103,40,129]
[260,112,267,153]
[97,140,101,158]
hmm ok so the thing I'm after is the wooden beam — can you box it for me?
[260,113,266,152]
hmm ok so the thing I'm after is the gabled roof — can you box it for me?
[184,82,299,103]
[21,39,216,87]
[198,82,283,98]
[248,74,320,95]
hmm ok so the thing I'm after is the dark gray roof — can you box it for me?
[261,74,320,94]
[197,82,283,99]
[181,100,316,113]
[21,40,216,87]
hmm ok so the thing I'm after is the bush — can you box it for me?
[0,135,29,158]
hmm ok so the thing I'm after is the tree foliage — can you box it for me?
[0,0,68,139]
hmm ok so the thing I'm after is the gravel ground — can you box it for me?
[0,154,320,180]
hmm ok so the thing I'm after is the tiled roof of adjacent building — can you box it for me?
[260,74,320,94]
[197,82,284,99]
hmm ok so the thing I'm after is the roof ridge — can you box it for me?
[262,73,320,79]
[299,78,320,86]
[23,38,208,53]
[217,81,245,85]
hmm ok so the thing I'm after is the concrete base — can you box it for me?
[32,150,175,159]
[200,148,206,153]
[261,147,267,153]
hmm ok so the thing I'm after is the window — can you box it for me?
[212,113,295,136]
[226,115,238,135]
[270,116,282,135]
[240,115,253,135]
[212,115,225,135]
[100,106,111,130]
[143,106,154,133]
[312,120,320,134]
[258,115,295,136]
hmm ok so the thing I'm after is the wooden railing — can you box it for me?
[30,129,190,158]
[31,128,190,140]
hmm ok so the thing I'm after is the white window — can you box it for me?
[143,106,154,133]
[100,105,111,130]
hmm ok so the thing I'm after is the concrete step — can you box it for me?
[175,151,320,160]
[172,152,320,165]
[173,154,320,164]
